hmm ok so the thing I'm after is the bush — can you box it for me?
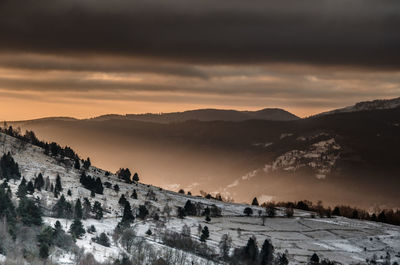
[244,207,253,216]
[94,232,111,247]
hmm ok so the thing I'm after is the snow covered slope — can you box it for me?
[0,132,399,265]
[318,97,400,116]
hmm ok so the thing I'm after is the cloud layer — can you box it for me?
[0,0,399,67]
[0,0,399,120]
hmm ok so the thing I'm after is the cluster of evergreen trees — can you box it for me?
[273,200,400,226]
[0,152,21,181]
[180,199,222,218]
[117,168,139,183]
[17,173,63,198]
[231,237,287,265]
[0,181,43,237]
[80,172,104,194]
[0,125,80,161]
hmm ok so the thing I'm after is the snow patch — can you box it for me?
[265,138,341,179]
[280,133,293,139]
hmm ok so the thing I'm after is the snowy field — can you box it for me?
[1,132,400,264]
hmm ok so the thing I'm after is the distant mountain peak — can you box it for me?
[318,97,400,116]
[91,107,300,123]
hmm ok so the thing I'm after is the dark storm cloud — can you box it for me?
[0,54,209,79]
[0,0,399,68]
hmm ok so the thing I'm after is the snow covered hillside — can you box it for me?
[0,132,399,265]
[318,97,400,117]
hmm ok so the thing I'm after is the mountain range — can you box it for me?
[7,97,400,208]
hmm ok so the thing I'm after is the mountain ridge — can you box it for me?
[316,97,400,117]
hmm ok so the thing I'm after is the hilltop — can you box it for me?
[0,131,399,265]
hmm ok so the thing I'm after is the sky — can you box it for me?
[0,0,400,120]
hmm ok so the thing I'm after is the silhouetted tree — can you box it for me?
[55,174,62,194]
[332,206,341,216]
[310,253,320,265]
[17,198,42,226]
[83,157,91,169]
[74,158,80,169]
[200,226,210,242]
[0,152,21,180]
[252,197,259,206]
[119,194,128,206]
[260,239,274,265]
[117,168,132,183]
[93,201,103,220]
[244,207,253,216]
[69,219,85,238]
[132,172,139,182]
[131,189,138,199]
[138,205,149,219]
[184,200,197,216]
[244,236,258,262]
[16,177,27,198]
[74,199,83,220]
[26,180,35,194]
[34,173,45,191]
[121,201,134,224]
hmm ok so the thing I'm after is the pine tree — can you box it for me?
[310,253,320,265]
[34,173,45,191]
[83,197,92,219]
[69,219,85,238]
[74,158,80,169]
[177,207,185,219]
[0,184,16,222]
[121,201,134,224]
[95,177,104,194]
[332,206,340,216]
[260,239,274,265]
[55,174,62,193]
[39,243,49,259]
[138,205,149,219]
[378,211,387,223]
[16,177,27,198]
[251,197,259,206]
[219,234,232,259]
[53,195,73,218]
[205,215,211,222]
[131,189,138,199]
[117,168,132,183]
[244,236,258,262]
[184,200,197,216]
[200,226,210,242]
[276,253,289,265]
[93,201,103,220]
[17,198,42,226]
[74,199,83,220]
[26,180,35,194]
[0,152,21,180]
[132,173,139,182]
[118,194,127,206]
[114,184,120,193]
[44,176,50,191]
[83,157,91,169]
[67,189,72,196]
